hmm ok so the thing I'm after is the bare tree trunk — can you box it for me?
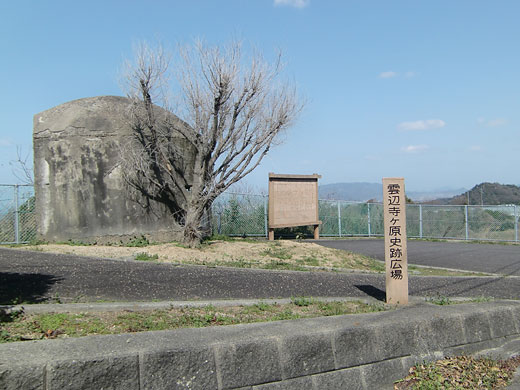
[182,201,206,246]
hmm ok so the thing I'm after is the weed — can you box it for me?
[469,296,493,303]
[211,258,257,268]
[296,256,320,266]
[56,239,93,246]
[0,299,388,342]
[135,252,159,261]
[28,239,48,245]
[260,246,292,260]
[426,293,452,305]
[205,234,235,242]
[291,296,313,307]
[262,260,307,271]
[125,236,150,247]
[0,307,24,323]
[50,292,62,304]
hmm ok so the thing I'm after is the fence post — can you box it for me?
[14,185,19,244]
[337,201,342,237]
[264,196,268,238]
[465,205,469,240]
[217,212,222,235]
[419,204,423,239]
[515,205,518,243]
[367,202,371,237]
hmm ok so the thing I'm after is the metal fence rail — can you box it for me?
[212,193,520,243]
[0,184,36,244]
[1,187,518,244]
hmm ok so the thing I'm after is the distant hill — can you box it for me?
[427,182,520,205]
[318,182,465,202]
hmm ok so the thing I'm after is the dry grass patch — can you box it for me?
[395,355,520,389]
[18,239,385,273]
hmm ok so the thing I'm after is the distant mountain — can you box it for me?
[407,188,467,202]
[427,183,520,205]
[318,182,465,202]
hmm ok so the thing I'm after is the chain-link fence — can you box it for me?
[212,193,520,242]
[211,192,268,237]
[0,184,36,244]
[1,187,518,244]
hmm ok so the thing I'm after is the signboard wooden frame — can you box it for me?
[268,173,322,240]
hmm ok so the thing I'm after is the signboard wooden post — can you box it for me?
[383,177,409,304]
[268,173,321,240]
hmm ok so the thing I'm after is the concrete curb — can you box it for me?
[1,301,519,389]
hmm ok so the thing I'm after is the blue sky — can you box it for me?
[1,0,518,192]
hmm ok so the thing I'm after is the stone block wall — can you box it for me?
[1,301,519,389]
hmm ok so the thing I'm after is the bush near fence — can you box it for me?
[1,187,518,244]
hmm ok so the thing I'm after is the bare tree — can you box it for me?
[121,40,302,246]
[9,146,34,185]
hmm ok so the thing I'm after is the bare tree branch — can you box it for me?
[9,146,34,185]
[120,39,303,246]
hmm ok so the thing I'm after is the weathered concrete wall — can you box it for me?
[33,96,193,243]
[1,301,519,389]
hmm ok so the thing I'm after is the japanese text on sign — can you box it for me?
[383,177,409,304]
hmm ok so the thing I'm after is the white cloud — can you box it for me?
[379,71,397,79]
[397,119,446,131]
[479,118,508,127]
[401,145,429,153]
[274,0,310,8]
[0,139,11,147]
[469,145,482,152]
[379,71,418,79]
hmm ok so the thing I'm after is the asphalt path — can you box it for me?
[0,247,518,304]
[315,239,520,276]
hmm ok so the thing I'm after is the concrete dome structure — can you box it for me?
[33,96,193,243]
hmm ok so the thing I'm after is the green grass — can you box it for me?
[135,252,159,261]
[0,299,386,343]
[296,256,321,266]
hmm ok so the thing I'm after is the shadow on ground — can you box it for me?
[355,285,386,302]
[0,272,62,305]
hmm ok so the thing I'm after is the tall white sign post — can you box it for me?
[383,177,409,305]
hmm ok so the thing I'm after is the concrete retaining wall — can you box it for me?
[1,301,519,389]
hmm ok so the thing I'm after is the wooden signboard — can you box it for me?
[383,177,409,305]
[268,173,321,240]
